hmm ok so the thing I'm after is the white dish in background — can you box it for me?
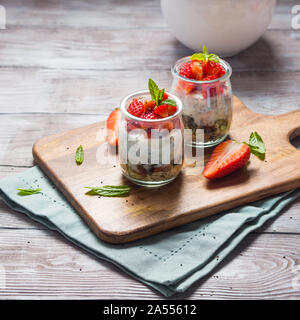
[161,0,276,57]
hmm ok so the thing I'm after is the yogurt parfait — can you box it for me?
[118,79,184,187]
[171,46,233,147]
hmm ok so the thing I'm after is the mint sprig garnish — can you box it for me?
[148,78,159,101]
[85,185,130,197]
[191,45,220,63]
[162,99,177,106]
[17,188,42,196]
[148,78,164,107]
[157,88,165,106]
[148,78,176,107]
[75,145,84,165]
[244,132,266,160]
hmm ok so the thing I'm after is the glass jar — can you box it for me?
[171,57,233,147]
[119,90,184,187]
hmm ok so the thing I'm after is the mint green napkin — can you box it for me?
[0,167,299,296]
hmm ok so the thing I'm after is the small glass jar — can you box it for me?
[171,57,233,147]
[119,90,184,187]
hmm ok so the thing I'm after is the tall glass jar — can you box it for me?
[171,57,233,147]
[119,90,184,187]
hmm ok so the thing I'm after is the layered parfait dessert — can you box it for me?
[118,79,184,187]
[171,46,233,147]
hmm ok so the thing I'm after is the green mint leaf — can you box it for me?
[157,89,165,106]
[162,99,177,106]
[85,185,131,197]
[202,45,209,55]
[249,132,266,154]
[190,53,206,61]
[207,53,220,63]
[244,132,266,161]
[148,78,159,101]
[148,79,167,107]
[191,46,220,63]
[17,188,42,196]
[250,148,265,161]
[75,145,84,165]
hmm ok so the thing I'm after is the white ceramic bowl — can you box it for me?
[161,0,276,57]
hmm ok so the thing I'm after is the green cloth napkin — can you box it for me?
[0,167,299,297]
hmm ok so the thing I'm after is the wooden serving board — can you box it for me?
[32,97,300,244]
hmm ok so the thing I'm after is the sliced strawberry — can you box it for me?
[203,61,215,76]
[191,60,204,80]
[202,62,225,98]
[162,92,169,100]
[202,140,251,179]
[202,82,223,98]
[153,104,177,118]
[176,80,196,95]
[167,105,177,116]
[127,99,144,117]
[203,61,225,78]
[162,121,174,131]
[107,108,121,146]
[140,111,159,120]
[179,62,193,79]
[154,104,169,118]
[143,100,156,113]
[180,59,225,81]
[203,74,219,81]
[126,119,140,132]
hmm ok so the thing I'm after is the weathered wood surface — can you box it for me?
[0,229,299,299]
[0,69,299,115]
[0,29,298,71]
[0,0,299,297]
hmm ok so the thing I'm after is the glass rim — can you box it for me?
[120,90,183,123]
[171,56,232,84]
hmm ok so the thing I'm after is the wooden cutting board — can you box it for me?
[32,97,300,244]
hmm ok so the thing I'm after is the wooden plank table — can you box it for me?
[0,0,299,299]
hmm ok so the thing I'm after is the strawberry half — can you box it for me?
[202,140,251,179]
[203,61,225,79]
[153,104,177,118]
[143,100,156,113]
[140,110,159,120]
[191,60,204,80]
[167,105,177,116]
[127,99,144,117]
[107,108,121,146]
[179,62,193,79]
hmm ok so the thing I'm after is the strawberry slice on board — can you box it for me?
[202,140,251,180]
[107,108,121,146]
